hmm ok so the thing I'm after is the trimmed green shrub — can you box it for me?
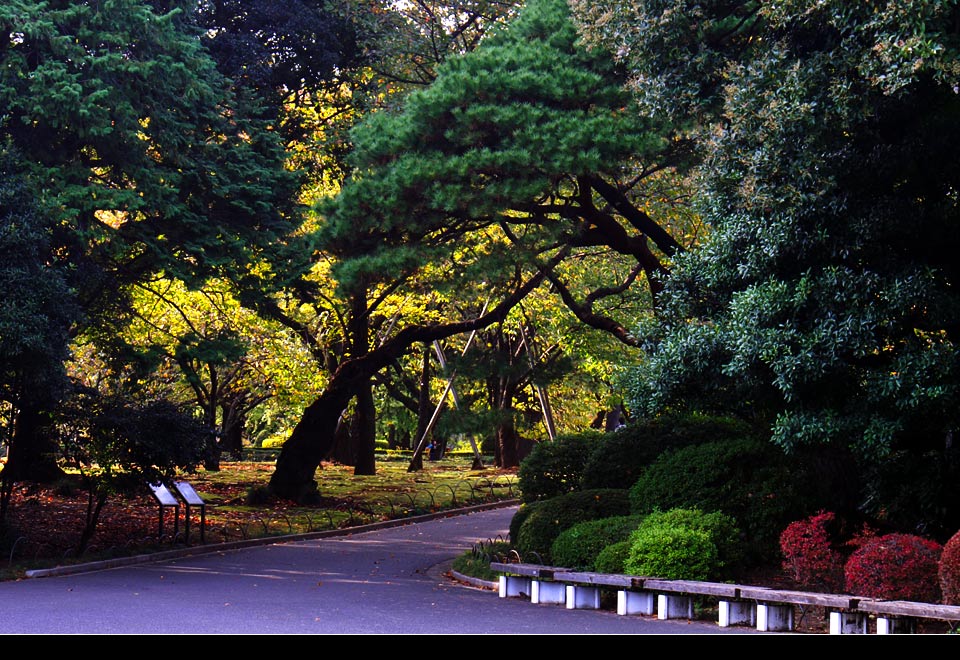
[594,540,632,574]
[628,437,813,562]
[549,515,644,570]
[515,488,630,562]
[581,413,757,490]
[621,508,740,580]
[625,524,719,580]
[844,533,942,602]
[517,431,602,502]
[509,501,540,544]
[939,529,960,605]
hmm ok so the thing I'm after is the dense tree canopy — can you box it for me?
[0,0,299,479]
[266,0,698,498]
[572,2,960,463]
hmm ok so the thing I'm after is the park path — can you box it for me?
[0,505,744,634]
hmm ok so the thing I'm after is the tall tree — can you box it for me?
[0,146,77,498]
[268,0,691,499]
[0,0,298,479]
[579,1,960,533]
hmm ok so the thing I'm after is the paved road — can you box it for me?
[0,505,749,634]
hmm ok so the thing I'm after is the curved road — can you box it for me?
[0,505,750,634]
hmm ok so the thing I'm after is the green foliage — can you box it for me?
[628,438,819,561]
[0,145,76,405]
[514,488,630,563]
[509,501,540,543]
[318,0,674,299]
[451,540,514,582]
[0,1,298,286]
[578,1,960,530]
[859,448,960,541]
[637,508,743,574]
[549,515,644,571]
[581,413,756,490]
[56,385,207,553]
[624,519,722,581]
[594,540,632,575]
[517,431,601,502]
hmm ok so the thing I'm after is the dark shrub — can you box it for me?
[549,515,644,570]
[581,413,757,490]
[509,501,540,544]
[629,437,816,562]
[515,489,630,562]
[859,448,960,541]
[844,533,942,602]
[594,540,631,574]
[939,529,960,605]
[517,431,602,502]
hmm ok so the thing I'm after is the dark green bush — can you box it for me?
[515,488,631,562]
[549,515,644,570]
[509,501,540,544]
[629,437,815,562]
[594,540,632,574]
[582,413,757,490]
[517,431,602,502]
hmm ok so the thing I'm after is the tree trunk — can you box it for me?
[220,402,245,461]
[353,379,377,475]
[268,270,551,500]
[269,384,355,501]
[329,412,356,466]
[4,399,65,483]
[496,418,521,468]
[408,344,432,472]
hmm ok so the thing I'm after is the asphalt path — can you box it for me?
[0,504,751,634]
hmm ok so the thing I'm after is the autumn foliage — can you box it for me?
[844,533,942,602]
[938,530,960,605]
[779,511,845,591]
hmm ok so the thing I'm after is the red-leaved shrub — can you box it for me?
[939,529,960,605]
[779,511,844,591]
[844,533,943,602]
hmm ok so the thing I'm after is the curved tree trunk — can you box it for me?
[269,384,354,501]
[268,269,551,501]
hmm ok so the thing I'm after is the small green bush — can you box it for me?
[629,437,811,562]
[549,515,644,570]
[625,524,719,580]
[517,431,602,502]
[639,508,743,571]
[622,508,740,580]
[515,488,630,562]
[581,413,757,490]
[594,540,632,574]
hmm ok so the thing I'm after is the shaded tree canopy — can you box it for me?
[0,0,300,480]
[579,1,960,457]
